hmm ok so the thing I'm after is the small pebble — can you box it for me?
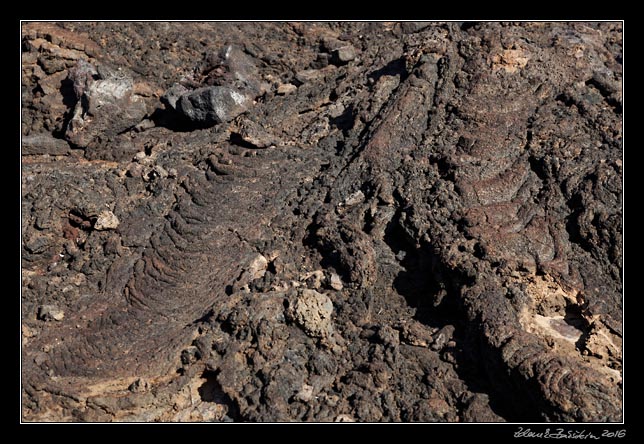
[94,210,120,231]
[328,272,343,291]
[277,83,297,95]
[293,384,314,403]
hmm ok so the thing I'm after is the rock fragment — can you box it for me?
[22,134,70,156]
[431,325,455,351]
[168,44,262,126]
[246,254,269,281]
[331,45,357,64]
[160,83,189,110]
[277,83,297,95]
[335,414,356,422]
[327,272,343,291]
[67,59,98,99]
[288,289,334,339]
[22,325,37,345]
[177,86,252,125]
[38,305,64,322]
[65,61,147,149]
[341,190,365,207]
[293,384,314,403]
[232,118,283,148]
[94,210,120,231]
[304,270,325,289]
[399,322,433,348]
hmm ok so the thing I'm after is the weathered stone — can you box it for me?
[289,289,334,339]
[219,44,261,94]
[22,134,70,156]
[293,383,314,402]
[177,86,252,125]
[38,305,64,322]
[431,325,455,351]
[327,272,343,291]
[246,254,268,281]
[67,59,98,99]
[331,45,357,64]
[94,210,120,231]
[233,118,283,148]
[160,83,189,110]
[65,63,147,150]
[276,83,297,95]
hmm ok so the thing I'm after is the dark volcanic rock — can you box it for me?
[167,44,263,126]
[176,85,252,125]
[21,21,623,423]
[22,133,70,156]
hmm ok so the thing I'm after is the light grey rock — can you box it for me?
[38,305,65,322]
[65,62,147,149]
[332,45,357,64]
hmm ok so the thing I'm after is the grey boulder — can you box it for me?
[177,86,253,125]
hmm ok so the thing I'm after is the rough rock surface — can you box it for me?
[65,61,148,154]
[21,21,622,422]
